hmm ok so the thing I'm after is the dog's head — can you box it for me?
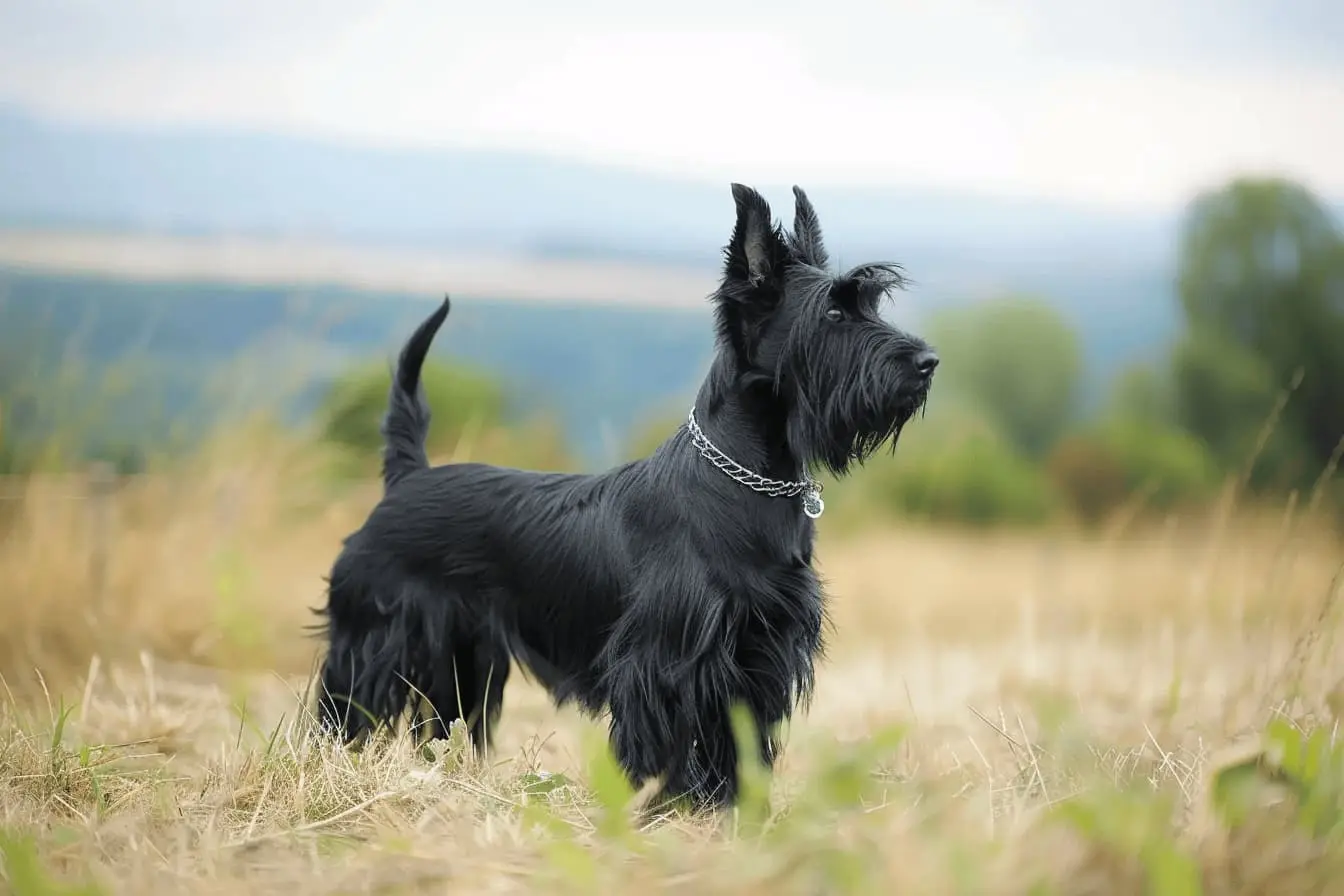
[711,183,937,476]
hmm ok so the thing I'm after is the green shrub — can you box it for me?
[1048,419,1222,523]
[858,408,1062,526]
[317,359,508,461]
[1046,434,1130,525]
[1106,419,1222,504]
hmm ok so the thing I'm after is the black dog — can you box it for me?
[314,184,937,810]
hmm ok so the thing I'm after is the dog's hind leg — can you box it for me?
[469,638,511,753]
[316,618,416,743]
[316,637,366,741]
[315,562,449,743]
[423,639,475,743]
[424,635,511,755]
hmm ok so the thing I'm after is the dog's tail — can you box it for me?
[381,296,451,490]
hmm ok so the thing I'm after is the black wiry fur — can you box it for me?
[313,184,938,811]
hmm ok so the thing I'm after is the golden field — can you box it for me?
[1,423,1343,895]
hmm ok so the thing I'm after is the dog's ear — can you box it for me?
[789,185,829,268]
[724,183,787,288]
[715,184,792,365]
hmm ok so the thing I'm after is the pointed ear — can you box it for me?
[790,185,829,267]
[725,183,785,285]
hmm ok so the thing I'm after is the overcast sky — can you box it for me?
[2,0,1341,210]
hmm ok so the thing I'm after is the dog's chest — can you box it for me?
[741,537,824,622]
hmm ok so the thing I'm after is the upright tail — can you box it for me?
[381,296,451,490]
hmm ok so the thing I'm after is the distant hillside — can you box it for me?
[0,269,715,466]
[0,104,1231,465]
[0,104,1184,287]
[0,267,1178,468]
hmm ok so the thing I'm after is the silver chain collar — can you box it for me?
[685,407,825,519]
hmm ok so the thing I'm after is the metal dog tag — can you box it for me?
[802,490,825,519]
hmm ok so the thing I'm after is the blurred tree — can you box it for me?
[927,296,1084,460]
[317,359,508,461]
[1106,361,1179,428]
[1172,176,1344,488]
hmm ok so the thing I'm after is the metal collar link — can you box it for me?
[685,407,825,519]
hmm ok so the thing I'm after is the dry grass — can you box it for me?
[2,427,1344,894]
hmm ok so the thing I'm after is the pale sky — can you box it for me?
[2,0,1342,210]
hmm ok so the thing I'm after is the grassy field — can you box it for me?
[1,424,1343,894]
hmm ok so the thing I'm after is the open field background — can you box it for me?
[2,61,1343,893]
[1,423,1343,894]
[2,193,1343,892]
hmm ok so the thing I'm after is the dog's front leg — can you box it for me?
[598,586,749,812]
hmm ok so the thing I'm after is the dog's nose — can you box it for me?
[914,349,940,377]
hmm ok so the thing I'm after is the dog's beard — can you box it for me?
[868,384,928,456]
[791,376,929,476]
[886,387,929,452]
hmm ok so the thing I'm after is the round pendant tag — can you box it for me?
[802,492,825,519]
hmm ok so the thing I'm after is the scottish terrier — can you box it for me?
[314,184,938,810]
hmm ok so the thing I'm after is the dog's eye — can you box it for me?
[825,306,845,323]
